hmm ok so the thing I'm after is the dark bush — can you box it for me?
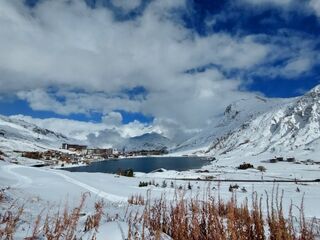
[139,181,149,187]
[237,162,254,170]
[116,168,134,177]
[287,157,295,162]
[257,166,266,172]
[161,180,167,188]
[229,184,239,192]
[276,157,284,161]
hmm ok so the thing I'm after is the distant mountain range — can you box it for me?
[0,115,171,154]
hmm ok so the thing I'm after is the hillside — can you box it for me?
[0,115,172,155]
[174,85,320,159]
[0,115,69,154]
[173,95,290,153]
[122,132,172,152]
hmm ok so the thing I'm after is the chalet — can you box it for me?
[21,151,42,159]
[62,143,87,152]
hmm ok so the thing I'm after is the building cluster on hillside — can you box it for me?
[61,143,114,158]
[18,143,117,166]
[61,143,168,157]
[18,143,168,166]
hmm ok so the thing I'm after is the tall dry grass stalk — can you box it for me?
[0,192,104,240]
[0,201,24,240]
[128,187,316,240]
[128,194,145,206]
[26,194,104,240]
[84,200,105,233]
[0,191,4,203]
[0,185,317,240]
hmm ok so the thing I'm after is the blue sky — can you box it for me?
[0,0,319,128]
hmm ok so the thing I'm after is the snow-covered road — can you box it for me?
[51,170,126,202]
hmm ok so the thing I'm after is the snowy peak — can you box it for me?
[123,132,172,152]
[202,85,320,156]
[266,87,320,146]
[223,96,267,121]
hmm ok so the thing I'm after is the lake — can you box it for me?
[63,156,210,173]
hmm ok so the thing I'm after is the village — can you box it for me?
[16,143,168,167]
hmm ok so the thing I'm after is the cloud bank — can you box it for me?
[0,0,319,141]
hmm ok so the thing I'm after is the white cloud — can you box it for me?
[241,0,293,6]
[17,88,142,115]
[11,115,105,140]
[240,0,320,18]
[102,111,123,126]
[0,0,316,133]
[110,0,141,12]
[11,114,156,141]
[310,0,320,17]
[282,57,313,77]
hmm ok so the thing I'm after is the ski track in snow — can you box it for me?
[1,164,33,188]
[51,170,127,203]
[1,164,126,203]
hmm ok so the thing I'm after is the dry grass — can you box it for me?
[127,187,316,240]
[0,190,4,203]
[0,201,24,240]
[266,187,315,240]
[128,194,145,206]
[0,193,104,240]
[0,185,317,240]
[84,200,105,233]
[24,194,88,240]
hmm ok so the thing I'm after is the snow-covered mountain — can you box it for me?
[121,132,172,152]
[0,115,172,154]
[3,85,320,158]
[173,95,291,153]
[174,85,320,158]
[0,115,70,153]
[86,129,172,151]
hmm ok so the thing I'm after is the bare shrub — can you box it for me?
[42,193,88,239]
[0,190,4,203]
[84,200,105,232]
[0,202,24,240]
[27,193,103,240]
[128,188,316,240]
[128,194,145,206]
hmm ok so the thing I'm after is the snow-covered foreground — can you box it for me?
[1,159,320,239]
